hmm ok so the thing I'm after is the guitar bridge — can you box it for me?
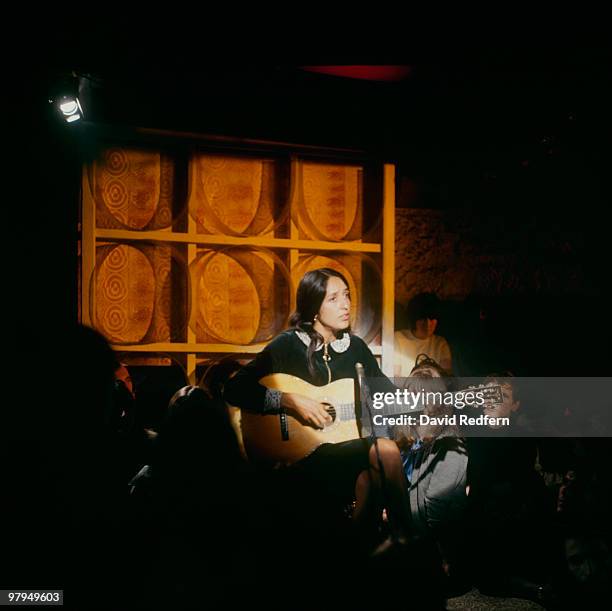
[280,411,289,441]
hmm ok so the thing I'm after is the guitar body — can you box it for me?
[239,374,359,466]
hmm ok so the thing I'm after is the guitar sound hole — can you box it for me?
[326,406,337,422]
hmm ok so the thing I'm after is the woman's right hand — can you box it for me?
[282,393,333,429]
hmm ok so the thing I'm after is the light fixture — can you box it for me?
[58,95,84,122]
[50,73,85,124]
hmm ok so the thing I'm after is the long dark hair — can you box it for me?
[289,267,350,377]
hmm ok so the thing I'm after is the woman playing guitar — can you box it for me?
[224,268,410,552]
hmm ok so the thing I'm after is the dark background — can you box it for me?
[8,24,612,376]
[2,20,611,602]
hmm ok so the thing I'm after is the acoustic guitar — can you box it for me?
[238,374,503,466]
[239,374,358,466]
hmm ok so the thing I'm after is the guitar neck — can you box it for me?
[370,384,503,416]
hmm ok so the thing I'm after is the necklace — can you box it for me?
[322,342,332,384]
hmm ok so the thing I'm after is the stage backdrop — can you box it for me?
[79,137,397,424]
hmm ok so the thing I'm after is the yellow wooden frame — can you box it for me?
[80,142,396,381]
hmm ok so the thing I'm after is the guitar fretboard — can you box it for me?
[328,402,355,421]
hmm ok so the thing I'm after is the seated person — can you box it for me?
[465,373,557,603]
[115,362,136,400]
[394,292,452,376]
[130,384,252,608]
[224,268,412,554]
[560,530,612,605]
[113,360,155,471]
[392,355,469,590]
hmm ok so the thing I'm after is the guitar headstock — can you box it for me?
[464,383,503,407]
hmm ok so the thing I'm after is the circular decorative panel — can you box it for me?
[91,148,174,230]
[294,162,361,241]
[92,243,189,345]
[190,248,292,345]
[189,154,289,236]
[94,244,156,344]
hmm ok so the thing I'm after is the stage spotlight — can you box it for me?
[58,96,84,122]
[50,74,85,124]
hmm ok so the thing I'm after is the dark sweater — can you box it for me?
[224,329,394,416]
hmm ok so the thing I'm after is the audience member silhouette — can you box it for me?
[133,384,257,607]
[19,324,606,610]
[53,325,140,607]
[466,373,557,604]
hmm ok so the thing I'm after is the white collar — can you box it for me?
[295,330,351,353]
